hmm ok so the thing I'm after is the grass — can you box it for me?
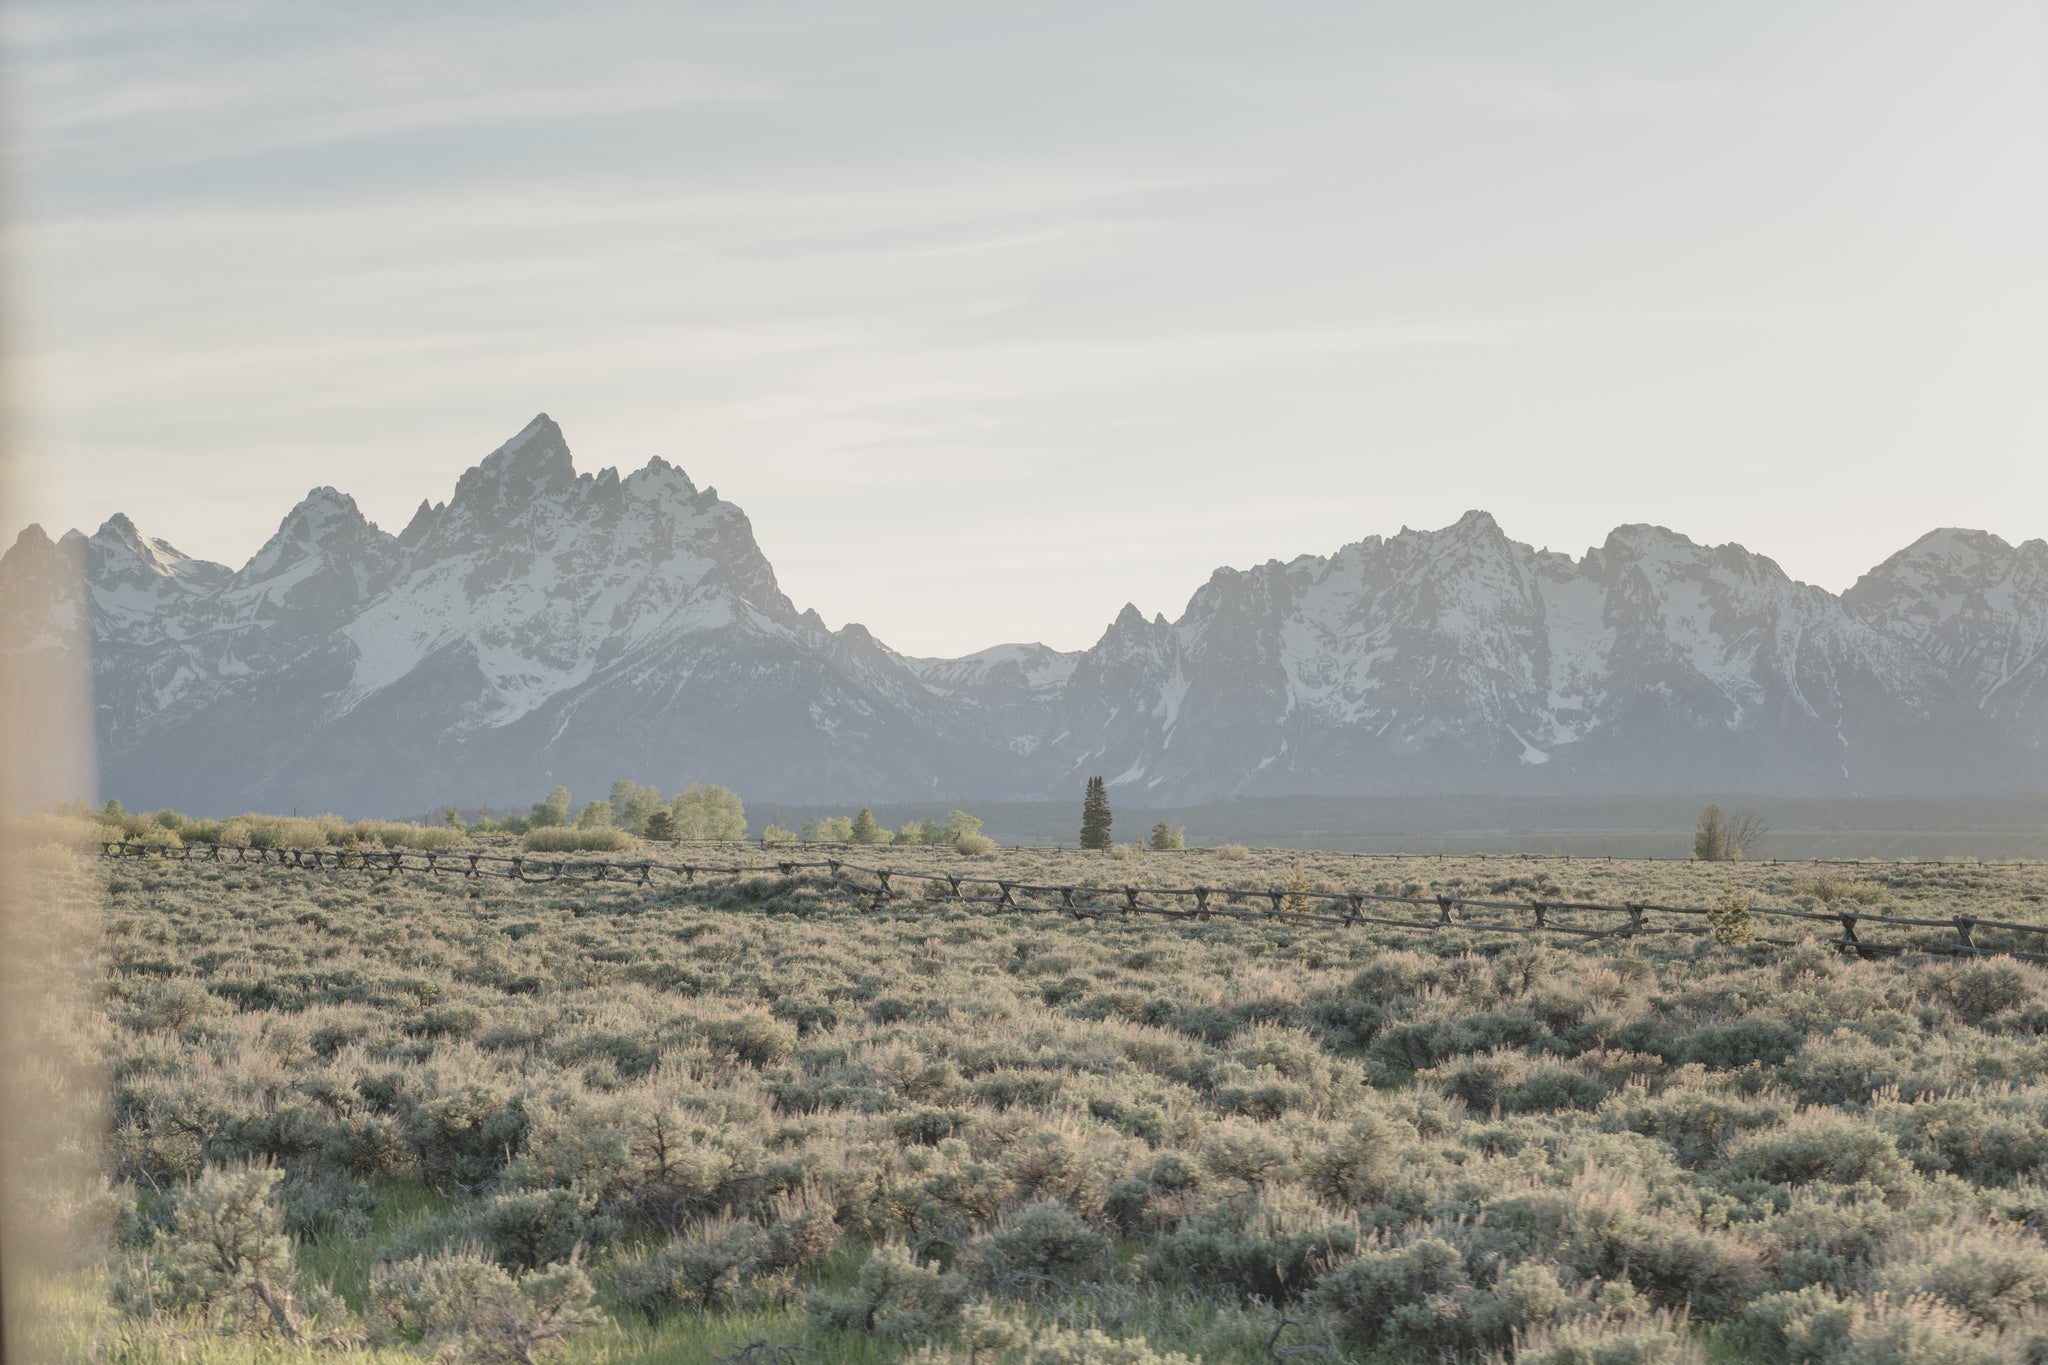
[22,843,2048,1362]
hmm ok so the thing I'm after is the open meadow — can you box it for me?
[18,837,2048,1364]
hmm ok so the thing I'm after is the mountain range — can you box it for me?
[4,414,2044,815]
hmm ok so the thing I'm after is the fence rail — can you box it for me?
[99,840,2048,965]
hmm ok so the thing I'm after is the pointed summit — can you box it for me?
[425,414,584,545]
[233,486,397,591]
[88,514,231,591]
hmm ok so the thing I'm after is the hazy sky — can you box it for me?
[7,2,2044,656]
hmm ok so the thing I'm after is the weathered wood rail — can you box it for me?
[100,841,2048,964]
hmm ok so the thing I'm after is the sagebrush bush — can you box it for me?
[113,1165,341,1344]
[806,1244,969,1342]
[68,844,2048,1363]
[523,826,640,853]
[368,1247,601,1363]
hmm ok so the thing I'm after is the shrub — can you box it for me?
[522,826,639,854]
[1215,844,1251,861]
[1726,1284,2022,1365]
[280,1170,377,1241]
[368,1248,601,1363]
[955,832,998,858]
[1722,1114,1914,1197]
[1710,892,1756,945]
[405,1084,530,1188]
[965,1199,1109,1288]
[1147,1192,1360,1302]
[1796,877,1887,907]
[113,1165,334,1344]
[1148,821,1185,851]
[1876,1223,2048,1329]
[611,1218,770,1316]
[1047,1330,1196,1365]
[1513,1311,1707,1365]
[1314,1236,1472,1355]
[478,1186,614,1271]
[806,1244,968,1342]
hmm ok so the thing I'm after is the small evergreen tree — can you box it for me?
[1709,891,1755,945]
[1149,820,1185,851]
[1080,777,1113,850]
[851,807,882,844]
[1693,804,1730,861]
[644,809,678,841]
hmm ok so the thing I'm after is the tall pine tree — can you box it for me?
[1079,776,1113,850]
[851,807,882,844]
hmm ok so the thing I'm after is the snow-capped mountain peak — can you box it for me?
[3,416,2042,812]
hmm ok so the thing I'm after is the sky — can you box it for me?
[5,1,2045,657]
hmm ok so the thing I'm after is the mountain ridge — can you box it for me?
[5,415,2042,813]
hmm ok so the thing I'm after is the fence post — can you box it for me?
[1836,912,1862,955]
[1435,895,1454,926]
[1953,916,1978,954]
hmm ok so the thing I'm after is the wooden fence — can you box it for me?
[99,840,2048,964]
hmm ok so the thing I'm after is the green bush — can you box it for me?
[1722,1114,1915,1197]
[113,1165,338,1344]
[965,1198,1109,1288]
[805,1244,968,1341]
[368,1248,600,1363]
[523,826,640,854]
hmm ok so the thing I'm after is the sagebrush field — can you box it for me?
[22,841,2048,1363]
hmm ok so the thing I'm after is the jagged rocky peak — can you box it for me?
[625,455,699,502]
[0,523,87,637]
[441,413,579,524]
[1848,527,2042,610]
[1844,527,2048,704]
[237,487,394,579]
[4,519,69,568]
[88,513,230,592]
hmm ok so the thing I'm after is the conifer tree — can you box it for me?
[851,807,882,844]
[1149,820,1184,851]
[1079,777,1113,850]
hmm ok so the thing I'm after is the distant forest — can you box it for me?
[747,793,2048,860]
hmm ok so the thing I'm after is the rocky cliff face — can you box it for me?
[1844,528,2048,754]
[1005,512,1983,800]
[3,416,2039,813]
